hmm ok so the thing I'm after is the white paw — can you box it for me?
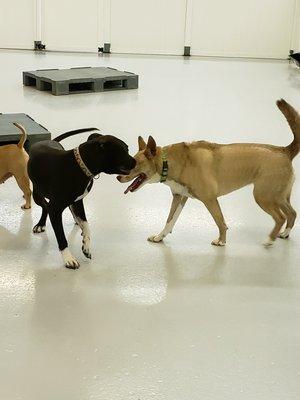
[263,237,275,247]
[33,225,46,233]
[278,228,291,239]
[61,248,80,269]
[148,234,164,243]
[82,237,91,259]
[211,239,226,246]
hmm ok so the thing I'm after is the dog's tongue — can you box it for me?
[124,174,144,194]
[124,182,135,194]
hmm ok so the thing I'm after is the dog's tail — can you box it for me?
[53,127,99,143]
[277,99,300,159]
[13,123,27,149]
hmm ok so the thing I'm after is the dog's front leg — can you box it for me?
[148,194,188,243]
[48,203,80,269]
[69,200,91,259]
[202,198,228,246]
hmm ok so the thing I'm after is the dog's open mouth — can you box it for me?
[124,173,147,194]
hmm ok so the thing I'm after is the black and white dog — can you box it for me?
[28,128,136,269]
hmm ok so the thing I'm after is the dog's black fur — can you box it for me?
[28,128,136,269]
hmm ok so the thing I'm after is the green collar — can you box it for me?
[160,149,168,183]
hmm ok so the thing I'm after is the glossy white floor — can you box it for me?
[0,49,300,400]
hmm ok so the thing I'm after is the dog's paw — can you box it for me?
[263,237,275,247]
[65,259,80,269]
[82,237,91,259]
[61,248,80,269]
[21,204,31,210]
[211,239,226,246]
[33,225,46,233]
[148,234,164,243]
[278,228,291,239]
[82,247,91,259]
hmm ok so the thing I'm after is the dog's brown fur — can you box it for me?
[118,99,299,246]
[0,123,31,209]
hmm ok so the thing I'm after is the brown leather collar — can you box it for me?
[73,147,94,179]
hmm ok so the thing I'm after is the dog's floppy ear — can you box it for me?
[88,132,103,141]
[144,135,157,159]
[138,136,147,151]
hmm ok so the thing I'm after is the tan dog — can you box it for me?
[0,123,31,209]
[118,99,299,246]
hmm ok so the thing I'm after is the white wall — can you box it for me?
[291,0,300,51]
[0,0,299,58]
[189,0,296,58]
[109,0,186,55]
[0,0,35,49]
[41,0,99,52]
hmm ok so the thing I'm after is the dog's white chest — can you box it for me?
[75,182,91,202]
[164,180,193,198]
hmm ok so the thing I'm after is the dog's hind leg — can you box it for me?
[254,196,286,246]
[279,195,297,239]
[48,203,79,269]
[202,198,228,246]
[69,200,91,259]
[148,194,188,243]
[14,174,31,209]
[32,188,48,233]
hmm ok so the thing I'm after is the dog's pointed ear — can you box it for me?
[144,135,157,159]
[138,136,147,151]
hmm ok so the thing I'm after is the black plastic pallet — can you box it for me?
[23,67,139,95]
[0,113,51,150]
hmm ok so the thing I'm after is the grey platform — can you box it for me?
[0,113,50,150]
[23,67,139,95]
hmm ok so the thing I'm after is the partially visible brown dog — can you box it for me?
[0,123,31,209]
[118,99,299,247]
